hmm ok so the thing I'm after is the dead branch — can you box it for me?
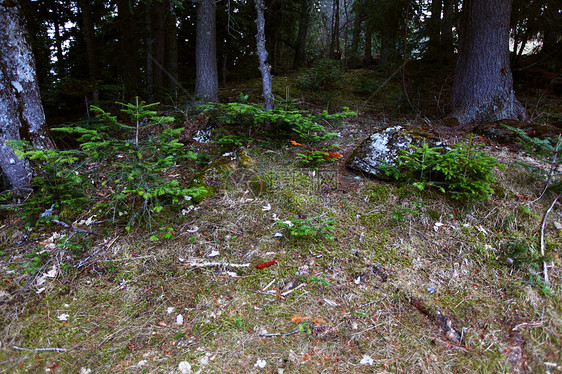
[13,345,66,352]
[51,219,100,235]
[539,193,561,283]
[77,236,119,268]
[182,257,250,268]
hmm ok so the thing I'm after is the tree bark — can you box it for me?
[0,0,53,192]
[440,0,454,55]
[117,0,138,97]
[255,0,274,110]
[427,0,442,57]
[329,0,340,58]
[349,2,364,58]
[450,0,526,126]
[195,0,219,103]
[293,0,312,68]
[165,1,178,90]
[364,25,372,64]
[151,0,167,94]
[77,0,99,104]
[144,1,153,99]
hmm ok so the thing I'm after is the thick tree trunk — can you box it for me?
[364,25,372,64]
[255,0,274,110]
[293,0,312,68]
[450,0,526,126]
[0,0,53,192]
[165,2,178,90]
[145,1,153,99]
[427,0,442,57]
[349,5,364,58]
[440,0,454,55]
[53,19,65,77]
[195,0,219,102]
[0,69,31,192]
[152,0,167,94]
[117,0,138,97]
[330,0,340,58]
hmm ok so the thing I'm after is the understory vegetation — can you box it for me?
[0,67,561,373]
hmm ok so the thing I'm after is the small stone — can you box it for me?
[178,361,192,374]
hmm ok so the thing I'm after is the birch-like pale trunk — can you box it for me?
[254,0,274,110]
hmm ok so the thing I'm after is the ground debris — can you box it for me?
[506,329,529,374]
[408,295,461,343]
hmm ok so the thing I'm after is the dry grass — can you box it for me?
[1,74,561,373]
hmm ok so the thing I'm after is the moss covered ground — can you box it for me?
[0,67,561,373]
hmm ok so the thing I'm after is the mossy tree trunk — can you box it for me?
[0,0,53,192]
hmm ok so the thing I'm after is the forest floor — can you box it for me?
[0,66,561,373]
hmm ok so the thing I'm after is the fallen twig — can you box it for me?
[512,321,543,331]
[77,236,119,268]
[182,257,250,268]
[258,330,299,337]
[52,219,100,235]
[262,278,276,292]
[358,298,384,309]
[280,283,305,297]
[539,193,560,283]
[13,345,66,353]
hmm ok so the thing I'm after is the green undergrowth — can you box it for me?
[0,100,561,373]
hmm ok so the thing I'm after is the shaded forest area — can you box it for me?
[1,0,562,373]
[16,0,562,122]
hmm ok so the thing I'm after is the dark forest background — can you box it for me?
[21,0,562,122]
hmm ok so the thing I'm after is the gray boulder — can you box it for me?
[346,125,441,180]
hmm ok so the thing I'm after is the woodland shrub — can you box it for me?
[5,100,206,228]
[383,136,505,202]
[296,59,343,90]
[200,101,355,143]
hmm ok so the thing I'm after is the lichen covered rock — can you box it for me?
[346,125,440,180]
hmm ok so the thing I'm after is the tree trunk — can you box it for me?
[330,0,340,58]
[293,0,312,68]
[151,0,166,95]
[53,18,65,77]
[165,2,178,90]
[77,0,99,104]
[195,0,219,103]
[349,4,364,58]
[117,0,138,97]
[255,0,274,110]
[450,0,526,126]
[440,0,454,55]
[427,0,442,57]
[0,0,53,192]
[364,25,372,64]
[145,1,153,99]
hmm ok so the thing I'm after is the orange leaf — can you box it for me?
[323,152,343,160]
[312,317,326,326]
[291,314,303,324]
[289,140,303,146]
[256,260,278,269]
